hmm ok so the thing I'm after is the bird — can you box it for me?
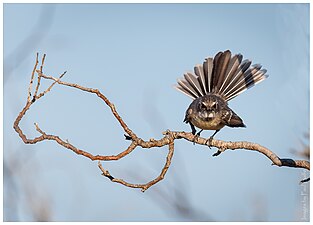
[174,50,268,144]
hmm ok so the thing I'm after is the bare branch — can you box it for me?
[36,71,67,99]
[27,53,39,102]
[98,140,174,192]
[13,54,310,192]
[32,54,46,101]
[168,131,310,171]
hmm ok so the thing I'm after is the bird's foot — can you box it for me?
[205,136,213,149]
[192,133,199,145]
[192,130,203,145]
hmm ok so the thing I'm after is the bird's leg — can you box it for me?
[196,129,203,136]
[190,122,197,135]
[205,129,220,148]
[193,130,203,145]
[190,123,202,145]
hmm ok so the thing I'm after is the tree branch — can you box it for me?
[13,54,310,192]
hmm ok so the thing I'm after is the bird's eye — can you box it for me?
[198,102,207,110]
[211,101,218,109]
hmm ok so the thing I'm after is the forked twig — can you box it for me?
[13,54,310,192]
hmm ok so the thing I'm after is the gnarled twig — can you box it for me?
[13,54,310,192]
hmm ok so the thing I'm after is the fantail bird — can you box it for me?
[175,50,268,143]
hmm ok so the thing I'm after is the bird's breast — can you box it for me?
[190,114,225,130]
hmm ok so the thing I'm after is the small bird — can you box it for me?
[175,50,268,143]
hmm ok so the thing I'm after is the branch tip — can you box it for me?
[98,162,115,181]
[299,177,310,184]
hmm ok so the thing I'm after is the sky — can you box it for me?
[3,3,310,222]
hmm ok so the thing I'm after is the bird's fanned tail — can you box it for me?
[175,50,268,101]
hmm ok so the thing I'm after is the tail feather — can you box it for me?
[203,58,213,93]
[211,51,223,93]
[225,69,268,101]
[219,53,243,94]
[175,50,268,101]
[220,59,252,99]
[215,50,232,93]
[194,64,207,95]
[184,72,204,96]
[176,79,199,99]
[224,66,266,99]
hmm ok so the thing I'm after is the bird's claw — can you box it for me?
[205,136,213,149]
[192,134,199,145]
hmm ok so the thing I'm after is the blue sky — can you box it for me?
[4,3,309,221]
